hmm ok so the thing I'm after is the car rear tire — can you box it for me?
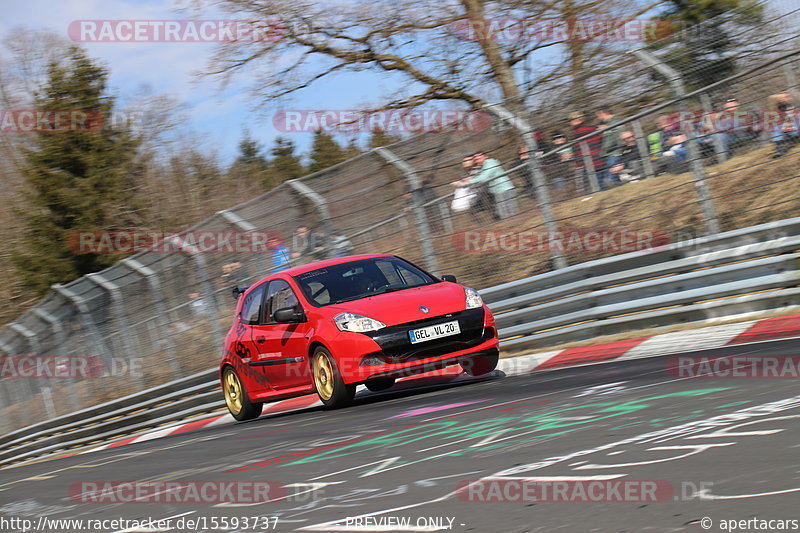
[365,377,396,392]
[222,367,263,421]
[312,347,356,408]
[460,352,499,376]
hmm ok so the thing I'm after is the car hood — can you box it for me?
[325,282,469,326]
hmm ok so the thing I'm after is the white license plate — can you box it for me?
[408,320,460,344]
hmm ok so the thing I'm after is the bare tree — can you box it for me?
[199,0,666,116]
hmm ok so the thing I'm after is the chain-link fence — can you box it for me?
[1,6,799,433]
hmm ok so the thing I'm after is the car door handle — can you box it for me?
[256,337,266,344]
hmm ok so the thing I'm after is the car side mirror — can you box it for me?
[231,285,250,299]
[441,274,457,283]
[273,306,304,323]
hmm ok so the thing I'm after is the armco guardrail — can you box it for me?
[1,218,799,467]
[482,217,800,350]
[0,369,218,466]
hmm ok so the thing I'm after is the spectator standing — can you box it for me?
[470,152,518,219]
[596,107,624,188]
[569,112,604,193]
[512,144,536,198]
[705,98,757,157]
[451,154,494,223]
[220,261,249,290]
[291,225,325,261]
[542,132,573,193]
[450,156,476,213]
[767,90,800,158]
[267,234,291,271]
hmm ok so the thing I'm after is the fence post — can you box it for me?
[633,48,721,235]
[15,322,55,420]
[0,339,16,432]
[285,180,334,259]
[8,322,53,417]
[631,119,655,179]
[218,209,272,275]
[578,142,601,192]
[85,273,143,388]
[120,258,181,375]
[51,284,115,367]
[166,236,225,354]
[372,147,440,273]
[482,104,567,269]
[0,324,33,419]
[31,307,80,412]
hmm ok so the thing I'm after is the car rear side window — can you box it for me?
[241,284,266,324]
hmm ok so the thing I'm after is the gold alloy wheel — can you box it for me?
[313,352,335,401]
[223,370,243,415]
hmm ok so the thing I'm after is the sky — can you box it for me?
[0,0,402,164]
[1,0,797,165]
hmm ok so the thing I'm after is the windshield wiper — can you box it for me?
[371,286,404,295]
[330,294,369,305]
[330,286,407,305]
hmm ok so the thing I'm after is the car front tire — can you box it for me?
[312,347,356,408]
[222,367,263,421]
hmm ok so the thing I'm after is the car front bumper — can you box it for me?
[329,307,500,384]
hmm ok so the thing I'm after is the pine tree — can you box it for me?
[658,0,763,89]
[367,128,401,149]
[307,131,347,173]
[229,131,272,187]
[12,46,141,295]
[343,136,362,158]
[237,136,267,167]
[268,136,304,182]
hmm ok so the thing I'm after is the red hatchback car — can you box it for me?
[219,254,500,421]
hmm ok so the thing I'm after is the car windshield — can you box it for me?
[294,256,438,306]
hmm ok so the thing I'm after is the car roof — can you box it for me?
[280,254,396,277]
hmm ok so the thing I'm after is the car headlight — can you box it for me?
[465,287,483,309]
[334,312,386,332]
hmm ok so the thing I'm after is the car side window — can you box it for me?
[265,279,300,323]
[241,283,266,325]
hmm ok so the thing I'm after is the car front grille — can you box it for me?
[360,308,489,364]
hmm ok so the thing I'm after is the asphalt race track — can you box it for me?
[1,338,799,533]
